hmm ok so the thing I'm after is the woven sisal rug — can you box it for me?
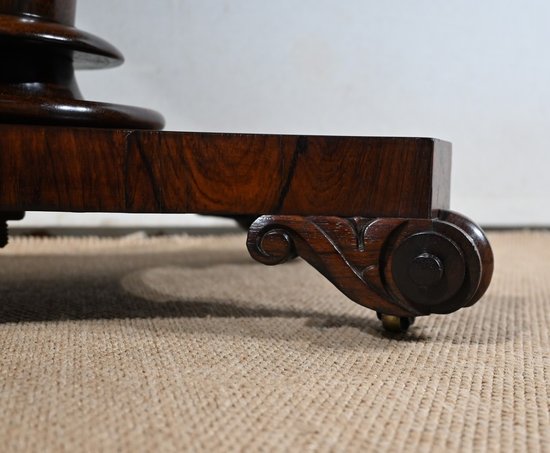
[0,231,549,452]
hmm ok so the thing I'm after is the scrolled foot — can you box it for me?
[247,211,493,319]
[388,210,494,315]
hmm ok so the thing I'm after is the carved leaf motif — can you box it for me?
[247,215,416,316]
[247,211,493,318]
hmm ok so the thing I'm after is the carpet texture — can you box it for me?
[0,231,549,452]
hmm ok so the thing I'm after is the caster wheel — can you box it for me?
[377,313,415,333]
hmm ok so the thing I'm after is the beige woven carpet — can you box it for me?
[0,232,549,452]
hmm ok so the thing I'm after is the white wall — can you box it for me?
[21,0,550,227]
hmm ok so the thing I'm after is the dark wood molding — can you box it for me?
[0,125,451,218]
[0,0,164,128]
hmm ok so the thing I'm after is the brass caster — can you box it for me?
[377,313,415,333]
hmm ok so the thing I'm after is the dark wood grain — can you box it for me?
[0,0,495,330]
[247,211,494,318]
[0,125,451,218]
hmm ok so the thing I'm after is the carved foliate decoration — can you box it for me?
[247,211,493,317]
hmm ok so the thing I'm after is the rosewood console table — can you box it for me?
[0,0,493,332]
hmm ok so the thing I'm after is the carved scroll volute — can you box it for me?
[247,212,493,318]
[247,215,409,315]
[382,214,491,315]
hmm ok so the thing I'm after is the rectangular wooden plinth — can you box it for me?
[0,125,451,218]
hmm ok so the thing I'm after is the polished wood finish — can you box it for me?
[247,211,493,318]
[0,125,451,217]
[0,0,121,68]
[0,0,494,329]
[0,0,164,128]
[0,0,77,28]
